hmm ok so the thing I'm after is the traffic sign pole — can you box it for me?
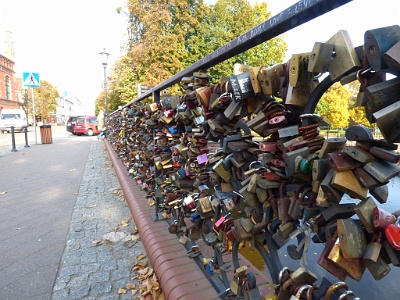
[31,88,37,145]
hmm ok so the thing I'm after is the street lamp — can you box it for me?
[99,48,109,115]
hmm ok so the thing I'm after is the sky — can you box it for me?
[0,0,399,114]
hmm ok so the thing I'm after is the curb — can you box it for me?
[104,139,220,300]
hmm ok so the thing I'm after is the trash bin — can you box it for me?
[40,125,52,144]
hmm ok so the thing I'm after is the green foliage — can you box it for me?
[33,80,59,121]
[102,0,287,111]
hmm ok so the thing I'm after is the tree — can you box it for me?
[33,80,59,122]
[205,0,287,78]
[316,82,350,128]
[103,0,288,111]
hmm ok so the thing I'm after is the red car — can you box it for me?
[73,116,102,136]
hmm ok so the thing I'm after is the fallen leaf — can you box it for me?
[69,169,76,172]
[136,254,147,261]
[118,288,127,294]
[125,282,136,290]
[0,192,7,195]
[92,240,102,245]
[138,267,149,275]
[137,261,148,267]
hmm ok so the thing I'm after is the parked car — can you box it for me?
[66,116,79,134]
[73,116,102,136]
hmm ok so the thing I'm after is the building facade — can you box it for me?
[0,53,19,110]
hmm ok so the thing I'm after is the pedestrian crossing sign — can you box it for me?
[22,72,40,88]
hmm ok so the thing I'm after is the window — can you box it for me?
[5,76,11,100]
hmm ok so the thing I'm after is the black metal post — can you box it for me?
[24,126,30,148]
[11,126,18,152]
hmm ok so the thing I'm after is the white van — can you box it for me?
[0,109,28,133]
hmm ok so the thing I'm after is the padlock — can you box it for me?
[258,64,284,96]
[289,284,312,300]
[308,42,334,73]
[373,100,400,143]
[382,240,400,266]
[373,206,396,230]
[285,147,310,177]
[327,30,361,81]
[354,197,377,233]
[289,52,313,87]
[365,77,400,123]
[320,169,344,203]
[327,152,360,171]
[318,137,347,159]
[369,146,400,164]
[370,184,389,204]
[337,218,367,259]
[317,232,348,281]
[385,217,400,250]
[363,232,383,262]
[364,158,400,184]
[289,267,317,285]
[331,169,368,200]
[248,66,262,93]
[312,159,330,181]
[327,240,366,282]
[342,145,375,163]
[345,124,373,141]
[383,40,400,75]
[352,167,380,189]
[364,24,400,71]
[285,81,318,107]
[364,255,391,280]
[321,203,356,223]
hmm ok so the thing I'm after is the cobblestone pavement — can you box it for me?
[52,140,146,300]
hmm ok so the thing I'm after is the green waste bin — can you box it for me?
[40,125,52,144]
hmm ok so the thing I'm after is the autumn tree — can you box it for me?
[205,0,287,78]
[99,0,287,113]
[33,80,59,122]
[316,82,351,128]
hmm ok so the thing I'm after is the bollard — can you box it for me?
[10,126,18,152]
[24,126,30,148]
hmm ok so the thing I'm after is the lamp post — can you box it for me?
[99,48,109,115]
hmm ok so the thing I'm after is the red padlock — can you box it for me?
[373,206,396,231]
[385,217,400,250]
[264,171,281,181]
[259,141,277,153]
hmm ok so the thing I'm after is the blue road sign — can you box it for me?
[22,72,40,88]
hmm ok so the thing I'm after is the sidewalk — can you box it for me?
[0,137,147,299]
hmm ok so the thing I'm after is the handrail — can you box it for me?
[121,0,352,109]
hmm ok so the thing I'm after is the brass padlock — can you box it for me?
[331,169,368,200]
[289,52,314,87]
[363,232,382,263]
[285,81,318,107]
[354,197,377,233]
[258,64,284,96]
[337,219,367,259]
[289,267,317,285]
[308,42,334,73]
[327,240,366,281]
[326,30,361,81]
